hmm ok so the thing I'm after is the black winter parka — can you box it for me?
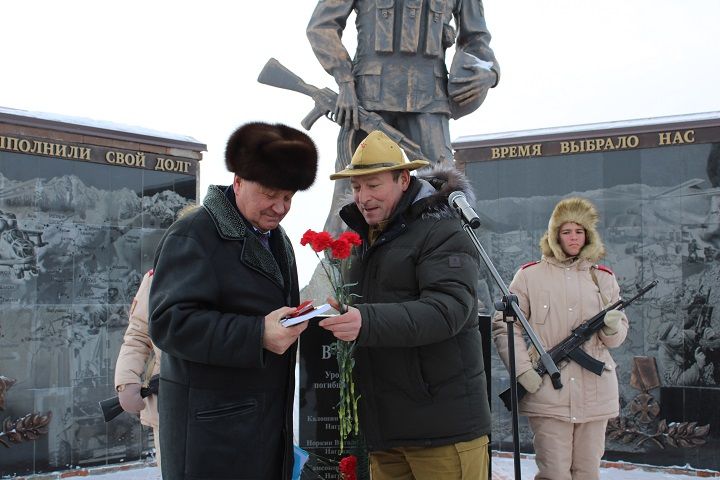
[149,185,299,480]
[340,167,491,450]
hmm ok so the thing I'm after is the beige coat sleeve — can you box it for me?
[115,272,155,387]
[114,271,161,428]
[491,268,535,377]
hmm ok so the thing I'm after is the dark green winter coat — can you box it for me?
[149,185,299,480]
[339,166,491,450]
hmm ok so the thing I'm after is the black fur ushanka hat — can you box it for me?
[225,122,318,191]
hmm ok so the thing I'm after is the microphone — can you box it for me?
[448,191,481,229]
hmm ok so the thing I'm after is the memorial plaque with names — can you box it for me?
[298,318,342,480]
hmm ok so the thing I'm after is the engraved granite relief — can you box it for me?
[0,151,195,475]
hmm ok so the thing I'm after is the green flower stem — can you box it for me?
[314,253,361,452]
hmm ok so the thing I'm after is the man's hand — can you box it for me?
[332,81,359,130]
[319,297,362,341]
[449,63,496,106]
[118,383,145,414]
[602,309,624,335]
[517,369,542,394]
[263,306,308,355]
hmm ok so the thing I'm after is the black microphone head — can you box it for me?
[448,190,481,228]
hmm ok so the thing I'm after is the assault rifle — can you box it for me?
[498,280,658,411]
[257,58,429,165]
[99,374,159,422]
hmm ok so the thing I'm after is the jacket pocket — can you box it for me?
[424,0,447,56]
[375,0,395,53]
[408,349,433,401]
[186,393,263,477]
[582,344,613,406]
[417,337,469,398]
[400,0,423,53]
[195,399,257,421]
[355,62,383,102]
[594,350,618,408]
[371,348,432,402]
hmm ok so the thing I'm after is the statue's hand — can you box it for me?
[449,63,497,107]
[332,81,359,130]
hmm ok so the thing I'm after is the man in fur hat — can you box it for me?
[149,122,318,480]
[320,130,492,479]
[492,197,628,480]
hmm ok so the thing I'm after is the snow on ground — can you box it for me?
[45,456,715,479]
[492,456,716,479]
[73,466,161,479]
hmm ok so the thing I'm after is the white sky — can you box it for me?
[2,0,719,287]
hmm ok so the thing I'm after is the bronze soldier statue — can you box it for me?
[307,0,500,166]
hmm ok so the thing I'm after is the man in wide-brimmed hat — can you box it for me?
[149,122,318,480]
[321,130,492,479]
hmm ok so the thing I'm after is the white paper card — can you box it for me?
[280,303,333,327]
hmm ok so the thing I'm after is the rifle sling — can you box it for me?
[590,266,609,306]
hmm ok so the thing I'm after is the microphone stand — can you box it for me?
[453,208,561,480]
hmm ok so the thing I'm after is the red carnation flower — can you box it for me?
[310,231,333,252]
[300,229,317,247]
[339,231,363,247]
[330,238,352,260]
[339,455,358,480]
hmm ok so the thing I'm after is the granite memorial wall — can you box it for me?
[0,109,204,476]
[454,112,720,471]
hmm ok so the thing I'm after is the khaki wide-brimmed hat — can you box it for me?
[330,130,430,180]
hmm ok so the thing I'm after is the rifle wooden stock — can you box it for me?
[499,280,657,411]
[258,58,318,99]
[257,57,429,163]
[99,375,159,422]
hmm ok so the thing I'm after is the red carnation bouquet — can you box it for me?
[300,229,362,451]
